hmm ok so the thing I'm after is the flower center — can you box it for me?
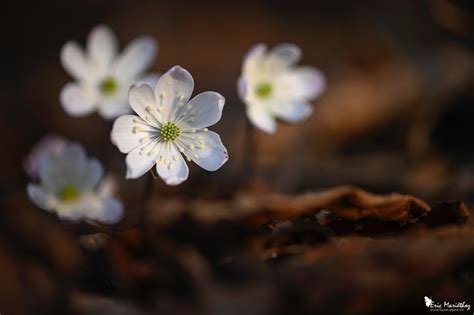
[59,185,79,203]
[256,82,272,98]
[160,122,180,142]
[100,77,118,95]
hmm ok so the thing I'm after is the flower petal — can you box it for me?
[113,36,157,79]
[125,143,158,179]
[155,142,189,185]
[243,43,267,73]
[111,115,152,153]
[268,43,301,68]
[87,25,117,73]
[38,143,88,193]
[269,100,313,123]
[292,66,326,100]
[55,203,85,222]
[60,41,91,81]
[178,130,228,171]
[27,184,52,210]
[128,84,160,124]
[237,75,247,100]
[59,195,98,221]
[81,158,104,191]
[97,95,131,120]
[246,105,276,134]
[98,175,118,196]
[60,83,97,117]
[155,66,194,121]
[62,143,88,166]
[179,92,225,129]
[54,191,122,223]
[98,197,123,223]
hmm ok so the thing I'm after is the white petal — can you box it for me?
[66,192,123,224]
[179,92,225,129]
[87,25,117,72]
[38,143,88,193]
[27,184,52,210]
[60,196,97,221]
[53,143,87,173]
[56,203,85,222]
[269,101,313,123]
[268,43,301,68]
[98,175,118,196]
[97,197,123,223]
[36,155,62,193]
[61,145,91,189]
[113,36,157,79]
[60,41,91,81]
[178,130,228,171]
[128,84,160,124]
[243,43,267,73]
[111,115,151,153]
[81,158,104,191]
[246,105,276,134]
[237,75,247,100]
[155,66,194,121]
[97,96,131,120]
[60,83,97,117]
[125,143,158,179]
[292,66,326,100]
[155,143,189,185]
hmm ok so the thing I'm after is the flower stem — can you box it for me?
[140,172,155,228]
[243,117,258,187]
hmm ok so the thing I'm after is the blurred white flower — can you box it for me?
[24,134,68,179]
[111,66,228,185]
[60,25,158,119]
[27,142,123,223]
[238,43,326,134]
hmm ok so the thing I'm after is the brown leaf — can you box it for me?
[148,185,434,229]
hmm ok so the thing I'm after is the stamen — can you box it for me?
[255,82,272,98]
[100,76,118,95]
[160,122,181,142]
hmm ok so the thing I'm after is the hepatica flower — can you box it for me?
[111,66,228,185]
[27,142,123,223]
[60,25,158,119]
[238,43,326,133]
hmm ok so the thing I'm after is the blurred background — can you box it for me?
[1,1,474,314]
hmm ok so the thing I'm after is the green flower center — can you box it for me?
[59,185,79,203]
[256,82,272,98]
[100,77,118,95]
[160,122,180,142]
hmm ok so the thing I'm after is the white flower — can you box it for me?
[60,25,158,119]
[238,43,326,134]
[27,142,123,223]
[111,66,228,185]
